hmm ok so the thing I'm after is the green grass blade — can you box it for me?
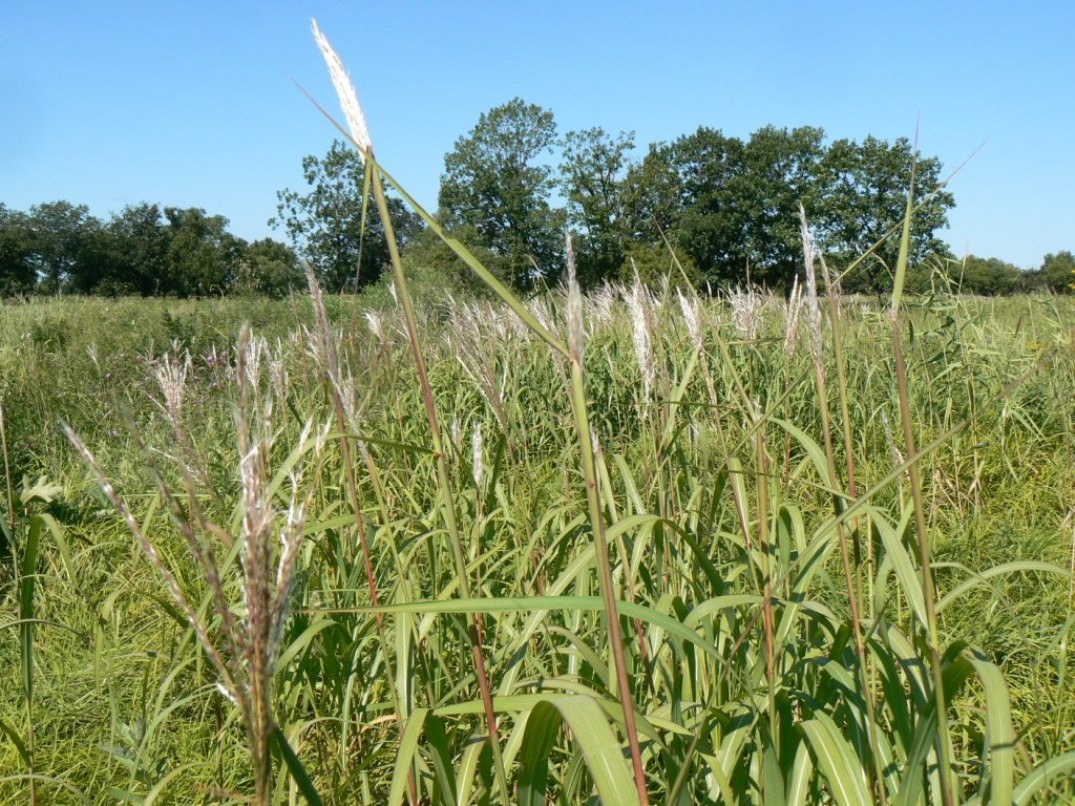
[1011,750,1075,804]
[799,713,871,806]
[388,708,428,806]
[271,726,323,805]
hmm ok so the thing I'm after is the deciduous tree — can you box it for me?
[817,136,954,293]
[273,141,422,292]
[559,127,635,287]
[438,98,564,289]
[1041,250,1075,293]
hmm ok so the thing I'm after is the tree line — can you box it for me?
[0,201,303,298]
[3,98,1073,298]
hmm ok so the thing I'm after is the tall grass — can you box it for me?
[0,22,1073,803]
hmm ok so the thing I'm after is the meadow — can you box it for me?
[2,23,1074,802]
[0,276,1073,803]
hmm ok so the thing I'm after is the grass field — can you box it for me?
[1,279,1073,803]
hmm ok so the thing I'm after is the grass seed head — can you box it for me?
[798,204,824,364]
[784,274,804,359]
[566,232,584,361]
[626,268,654,401]
[311,18,372,158]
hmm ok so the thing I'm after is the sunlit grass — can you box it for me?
[0,21,1073,802]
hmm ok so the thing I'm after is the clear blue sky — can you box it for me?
[3,1,1072,269]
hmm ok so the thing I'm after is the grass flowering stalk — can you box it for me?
[565,243,650,805]
[308,26,648,796]
[65,328,327,805]
[368,161,511,805]
[888,166,956,806]
[800,207,887,803]
[309,22,510,797]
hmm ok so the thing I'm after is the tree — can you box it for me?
[164,207,246,297]
[559,127,635,287]
[1041,250,1075,293]
[739,125,827,289]
[25,201,100,293]
[438,98,564,289]
[103,203,171,296]
[273,141,422,292]
[235,239,303,298]
[953,255,1022,295]
[0,204,36,295]
[624,128,750,286]
[817,136,954,293]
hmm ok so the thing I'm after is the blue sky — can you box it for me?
[3,1,1072,269]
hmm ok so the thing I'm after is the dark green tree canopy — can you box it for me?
[273,140,422,292]
[0,204,37,295]
[438,98,565,289]
[25,201,101,294]
[0,199,298,298]
[164,207,247,297]
[235,238,302,298]
[558,127,636,287]
[817,136,954,292]
[1041,250,1075,293]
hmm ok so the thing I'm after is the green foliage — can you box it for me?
[613,126,954,292]
[0,204,37,295]
[1041,250,1075,293]
[2,274,1073,804]
[273,140,423,292]
[0,200,299,298]
[619,240,702,288]
[818,136,953,293]
[924,254,1026,295]
[559,127,636,288]
[438,98,565,289]
[23,201,100,294]
[164,207,247,296]
[233,237,303,297]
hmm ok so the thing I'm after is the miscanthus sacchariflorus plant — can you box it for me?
[278,19,1075,805]
[1,20,1073,805]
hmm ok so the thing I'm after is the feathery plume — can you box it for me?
[471,420,484,490]
[783,274,804,359]
[626,268,654,402]
[798,204,824,365]
[729,286,762,341]
[677,288,703,352]
[311,19,372,157]
[565,232,584,361]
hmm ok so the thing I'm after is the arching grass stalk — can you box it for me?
[565,237,650,805]
[800,207,887,804]
[309,19,511,802]
[301,263,418,804]
[888,161,956,806]
[371,161,512,805]
[318,117,651,806]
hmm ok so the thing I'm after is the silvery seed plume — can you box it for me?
[588,283,616,327]
[154,350,191,432]
[784,274,804,359]
[730,286,761,341]
[798,204,824,365]
[626,267,654,402]
[365,310,384,341]
[677,288,703,352]
[311,19,372,158]
[565,232,584,361]
[471,420,484,489]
